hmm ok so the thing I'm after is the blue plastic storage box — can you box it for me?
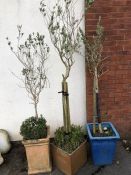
[86,122,120,165]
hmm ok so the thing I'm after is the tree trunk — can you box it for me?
[93,68,103,134]
[34,102,39,118]
[62,81,71,133]
[93,74,97,134]
[96,92,103,133]
[93,68,103,135]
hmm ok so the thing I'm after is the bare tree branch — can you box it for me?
[40,0,84,81]
[7,26,50,118]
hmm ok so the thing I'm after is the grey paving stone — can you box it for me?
[0,141,130,175]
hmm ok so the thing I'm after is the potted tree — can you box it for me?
[6,25,52,174]
[40,0,87,174]
[84,18,120,165]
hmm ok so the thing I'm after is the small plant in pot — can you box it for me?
[40,0,88,174]
[7,26,52,174]
[83,18,120,165]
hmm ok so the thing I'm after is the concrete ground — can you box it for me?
[0,141,130,175]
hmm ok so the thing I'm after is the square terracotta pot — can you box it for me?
[51,140,87,175]
[22,127,52,175]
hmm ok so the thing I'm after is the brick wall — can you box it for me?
[85,0,131,138]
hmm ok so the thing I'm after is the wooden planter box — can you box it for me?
[22,127,52,175]
[51,140,87,175]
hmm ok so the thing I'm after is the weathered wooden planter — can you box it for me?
[51,140,87,175]
[22,128,52,175]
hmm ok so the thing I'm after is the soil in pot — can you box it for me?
[92,125,115,137]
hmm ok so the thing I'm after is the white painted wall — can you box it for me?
[0,0,86,141]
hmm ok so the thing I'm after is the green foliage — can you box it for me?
[7,26,50,118]
[20,115,47,140]
[84,17,104,76]
[86,0,95,5]
[40,0,85,134]
[40,0,84,81]
[54,125,85,154]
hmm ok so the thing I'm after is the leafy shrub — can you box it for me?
[20,115,47,140]
[54,125,85,154]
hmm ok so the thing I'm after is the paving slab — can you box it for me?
[0,141,130,175]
